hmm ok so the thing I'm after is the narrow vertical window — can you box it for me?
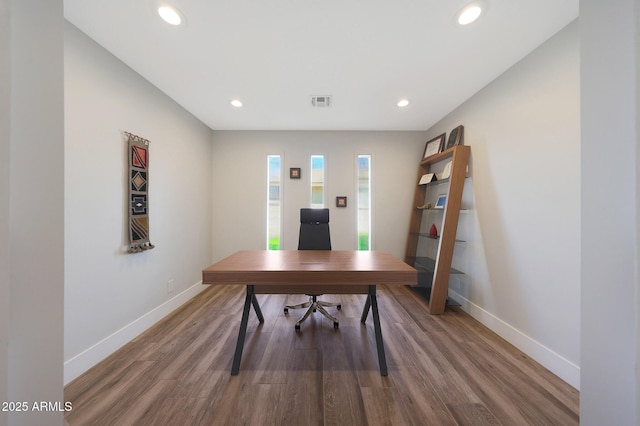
[357,155,371,250]
[267,155,281,250]
[310,155,325,208]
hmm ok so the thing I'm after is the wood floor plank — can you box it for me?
[276,349,324,424]
[135,397,210,426]
[254,316,300,384]
[110,378,178,426]
[463,341,579,425]
[63,340,143,403]
[447,309,580,414]
[428,331,532,424]
[214,382,286,426]
[375,286,414,325]
[395,325,483,405]
[194,374,250,425]
[292,315,327,350]
[361,387,413,426]
[64,284,579,425]
[391,365,458,426]
[447,403,503,426]
[321,325,368,426]
[343,322,390,388]
[338,294,368,319]
[152,309,232,381]
[429,310,578,425]
[65,360,156,425]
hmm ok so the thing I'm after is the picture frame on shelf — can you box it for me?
[290,168,301,179]
[419,173,437,185]
[444,125,464,151]
[423,133,446,159]
[434,194,447,209]
[441,161,452,180]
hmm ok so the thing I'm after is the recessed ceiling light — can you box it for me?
[397,99,410,107]
[230,99,243,108]
[158,4,183,26]
[457,4,482,25]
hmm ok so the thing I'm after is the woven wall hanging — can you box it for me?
[126,132,155,253]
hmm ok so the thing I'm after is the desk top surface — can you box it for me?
[202,250,417,286]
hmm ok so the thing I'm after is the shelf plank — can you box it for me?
[413,256,464,275]
[420,146,455,165]
[420,177,450,187]
[410,232,466,243]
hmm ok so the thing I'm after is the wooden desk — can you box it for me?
[202,250,417,376]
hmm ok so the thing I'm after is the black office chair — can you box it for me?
[284,208,341,330]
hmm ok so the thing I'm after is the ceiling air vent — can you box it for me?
[311,95,332,108]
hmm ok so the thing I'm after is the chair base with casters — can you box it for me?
[284,295,341,330]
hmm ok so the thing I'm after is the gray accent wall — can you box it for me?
[425,21,581,387]
[4,1,65,425]
[63,22,213,383]
[210,130,427,261]
[580,0,639,424]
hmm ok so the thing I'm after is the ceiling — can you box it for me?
[63,0,578,131]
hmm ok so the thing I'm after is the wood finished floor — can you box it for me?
[64,284,579,425]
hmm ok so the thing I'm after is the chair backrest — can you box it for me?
[298,208,331,250]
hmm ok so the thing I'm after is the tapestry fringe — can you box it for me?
[124,131,150,146]
[127,242,156,254]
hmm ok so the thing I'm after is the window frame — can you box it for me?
[266,154,282,250]
[310,154,325,208]
[356,154,372,250]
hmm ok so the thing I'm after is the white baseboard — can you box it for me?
[448,290,580,390]
[64,281,207,385]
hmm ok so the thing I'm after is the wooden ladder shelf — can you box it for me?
[404,145,470,314]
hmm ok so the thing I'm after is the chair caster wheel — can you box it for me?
[333,322,339,329]
[295,324,301,331]
[337,304,342,310]
[284,308,289,314]
[313,308,317,312]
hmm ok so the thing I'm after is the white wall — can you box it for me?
[0,2,10,425]
[426,21,581,388]
[64,23,213,383]
[210,131,427,261]
[580,0,639,424]
[6,1,65,425]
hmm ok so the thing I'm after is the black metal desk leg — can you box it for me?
[369,285,388,376]
[361,294,371,323]
[251,293,264,323]
[231,285,254,375]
